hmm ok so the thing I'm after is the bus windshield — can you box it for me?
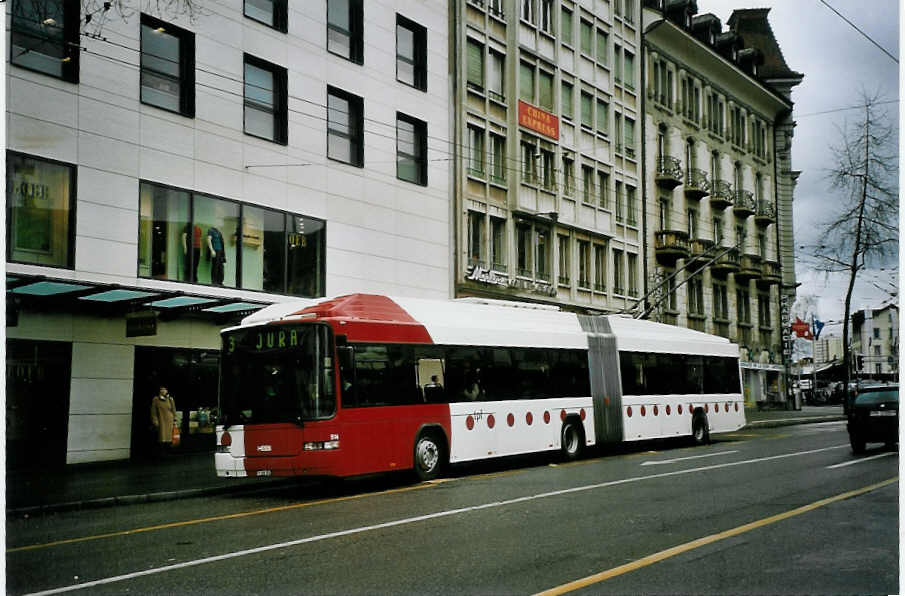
[220,324,336,425]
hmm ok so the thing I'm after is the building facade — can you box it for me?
[453,0,644,313]
[640,2,802,405]
[814,335,844,365]
[852,304,899,379]
[6,0,451,465]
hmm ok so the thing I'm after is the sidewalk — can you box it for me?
[6,405,845,516]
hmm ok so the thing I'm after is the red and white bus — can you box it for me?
[215,294,744,480]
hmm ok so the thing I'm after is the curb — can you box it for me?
[744,415,846,429]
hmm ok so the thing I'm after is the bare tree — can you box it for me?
[81,1,205,35]
[809,91,899,387]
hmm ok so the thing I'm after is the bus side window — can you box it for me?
[337,346,356,407]
[417,358,446,403]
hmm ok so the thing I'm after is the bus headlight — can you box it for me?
[303,440,340,451]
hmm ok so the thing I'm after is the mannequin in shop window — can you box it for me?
[182,223,202,282]
[207,225,226,286]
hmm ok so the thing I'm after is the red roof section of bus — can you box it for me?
[293,294,434,344]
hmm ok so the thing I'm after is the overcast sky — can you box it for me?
[694,0,900,335]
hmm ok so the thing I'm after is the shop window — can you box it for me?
[10,0,79,82]
[396,15,427,91]
[192,195,239,288]
[242,205,286,293]
[286,215,326,298]
[244,55,288,144]
[397,113,427,185]
[141,14,195,117]
[7,152,75,268]
[327,0,363,64]
[327,86,364,167]
[244,0,288,32]
[138,182,191,281]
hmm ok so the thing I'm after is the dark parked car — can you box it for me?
[847,385,898,454]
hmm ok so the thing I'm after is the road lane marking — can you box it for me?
[22,443,854,594]
[534,477,899,596]
[640,450,739,466]
[7,482,435,554]
[826,452,897,469]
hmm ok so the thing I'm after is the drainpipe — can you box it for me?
[640,9,650,318]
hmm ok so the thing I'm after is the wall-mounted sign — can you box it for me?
[126,310,158,337]
[465,265,556,298]
[518,100,559,140]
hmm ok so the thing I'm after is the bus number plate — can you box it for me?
[256,470,272,476]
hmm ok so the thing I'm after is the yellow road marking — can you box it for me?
[534,477,898,596]
[7,482,435,554]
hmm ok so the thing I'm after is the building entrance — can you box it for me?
[6,340,72,469]
[131,347,220,459]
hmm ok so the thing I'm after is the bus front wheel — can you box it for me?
[691,411,710,446]
[413,431,446,481]
[560,419,585,461]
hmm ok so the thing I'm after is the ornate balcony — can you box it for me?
[710,247,740,278]
[735,254,762,282]
[684,168,710,200]
[687,237,715,264]
[755,200,776,227]
[654,230,690,265]
[733,190,756,217]
[655,155,683,190]
[758,260,782,287]
[709,179,733,210]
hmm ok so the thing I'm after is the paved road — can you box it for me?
[7,422,898,595]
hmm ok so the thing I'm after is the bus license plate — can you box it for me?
[256,470,272,476]
[870,411,896,417]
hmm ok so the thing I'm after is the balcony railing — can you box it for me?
[684,168,710,200]
[655,155,683,190]
[733,190,756,217]
[736,253,762,282]
[654,229,690,265]
[709,179,733,209]
[688,237,715,263]
[710,247,740,278]
[758,260,781,287]
[755,200,776,226]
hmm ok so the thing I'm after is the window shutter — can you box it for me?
[467,41,483,88]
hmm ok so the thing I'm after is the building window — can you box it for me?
[397,113,427,185]
[596,29,608,65]
[536,228,550,281]
[624,51,635,90]
[558,235,570,285]
[538,70,554,110]
[539,0,553,33]
[489,50,505,101]
[397,15,427,91]
[561,81,574,120]
[688,277,704,315]
[736,224,747,252]
[582,165,594,204]
[597,171,609,208]
[615,181,624,223]
[596,98,608,136]
[613,250,624,294]
[688,208,698,239]
[624,0,634,23]
[578,240,590,289]
[517,222,532,276]
[539,148,555,191]
[758,232,767,258]
[521,0,536,23]
[520,139,536,183]
[580,20,593,57]
[467,39,484,91]
[627,253,638,296]
[625,186,637,226]
[327,0,363,64]
[737,289,751,324]
[327,86,364,167]
[562,157,574,196]
[138,181,326,295]
[594,244,606,292]
[141,15,195,116]
[468,211,485,265]
[244,55,288,144]
[519,61,535,103]
[6,152,75,268]
[615,113,623,153]
[659,198,670,230]
[491,218,507,272]
[10,0,79,82]
[624,117,636,158]
[490,134,506,184]
[666,276,677,311]
[581,91,594,129]
[468,126,486,177]
[244,0,288,32]
[713,217,723,244]
[561,7,573,45]
[873,327,881,340]
[614,43,622,82]
[713,283,729,320]
[758,293,771,327]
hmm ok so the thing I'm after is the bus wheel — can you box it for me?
[413,431,445,481]
[691,411,710,446]
[560,419,584,461]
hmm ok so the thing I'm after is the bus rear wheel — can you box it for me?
[413,431,445,481]
[691,411,710,446]
[560,420,584,461]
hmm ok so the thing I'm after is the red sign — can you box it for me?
[790,317,812,340]
[518,100,559,140]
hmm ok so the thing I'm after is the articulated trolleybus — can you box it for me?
[215,294,744,481]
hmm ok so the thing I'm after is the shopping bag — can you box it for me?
[172,424,181,447]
